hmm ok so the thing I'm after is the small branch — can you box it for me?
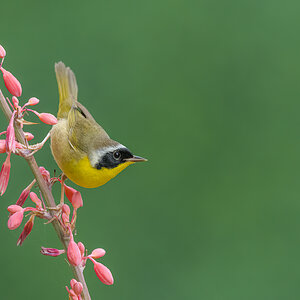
[0,90,91,300]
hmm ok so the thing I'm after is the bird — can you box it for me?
[50,62,146,188]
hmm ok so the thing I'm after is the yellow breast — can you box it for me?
[61,156,133,188]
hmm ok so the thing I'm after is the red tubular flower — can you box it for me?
[0,44,6,58]
[27,97,39,106]
[0,68,22,97]
[67,228,82,266]
[0,153,11,196]
[7,210,24,230]
[38,113,57,125]
[16,180,35,207]
[64,184,83,210]
[39,166,51,183]
[78,242,85,258]
[24,132,34,141]
[90,248,106,259]
[88,257,114,285]
[17,215,35,246]
[7,204,23,214]
[29,192,42,208]
[12,97,19,109]
[6,112,16,153]
[40,247,65,257]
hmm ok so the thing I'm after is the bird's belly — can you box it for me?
[62,156,132,188]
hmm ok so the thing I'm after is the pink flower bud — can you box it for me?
[64,184,83,210]
[0,68,22,97]
[12,97,19,109]
[6,112,16,153]
[67,229,82,266]
[0,140,6,153]
[17,215,35,246]
[7,204,23,214]
[62,204,70,216]
[0,153,11,196]
[40,247,65,257]
[90,248,106,259]
[78,242,85,257]
[0,44,6,58]
[29,192,42,208]
[7,210,24,230]
[38,113,57,125]
[62,212,70,225]
[24,132,34,141]
[16,181,35,207]
[39,166,50,183]
[27,97,39,106]
[73,282,83,296]
[90,258,114,285]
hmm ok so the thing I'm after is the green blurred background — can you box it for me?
[1,0,300,299]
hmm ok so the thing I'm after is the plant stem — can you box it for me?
[0,90,91,300]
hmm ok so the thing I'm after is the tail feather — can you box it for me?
[55,62,78,119]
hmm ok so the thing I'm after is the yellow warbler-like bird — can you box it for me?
[50,62,146,188]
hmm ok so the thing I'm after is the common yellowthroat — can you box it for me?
[50,62,146,188]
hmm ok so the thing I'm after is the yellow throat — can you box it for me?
[61,156,134,188]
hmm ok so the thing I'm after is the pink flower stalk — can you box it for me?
[7,210,24,230]
[5,112,16,153]
[64,184,83,210]
[0,153,11,196]
[29,192,42,208]
[0,44,6,58]
[40,247,65,257]
[67,228,82,266]
[90,248,106,259]
[88,257,114,285]
[17,215,35,246]
[24,132,34,141]
[0,67,22,97]
[7,204,23,214]
[12,96,19,109]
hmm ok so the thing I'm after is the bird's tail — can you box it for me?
[55,62,78,119]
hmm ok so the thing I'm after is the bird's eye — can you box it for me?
[113,151,121,160]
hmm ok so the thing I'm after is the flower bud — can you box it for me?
[7,204,23,214]
[64,184,83,210]
[38,113,57,125]
[29,192,42,208]
[78,242,85,257]
[7,210,24,230]
[17,215,35,246]
[6,112,16,153]
[67,230,82,266]
[0,153,11,196]
[92,259,114,285]
[24,132,34,141]
[39,166,50,183]
[12,97,19,109]
[0,68,22,97]
[62,204,70,216]
[27,97,39,106]
[90,248,106,259]
[73,282,83,296]
[40,247,65,257]
[0,44,6,58]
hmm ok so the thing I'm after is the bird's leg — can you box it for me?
[25,131,51,157]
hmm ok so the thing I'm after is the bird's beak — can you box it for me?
[125,155,147,162]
